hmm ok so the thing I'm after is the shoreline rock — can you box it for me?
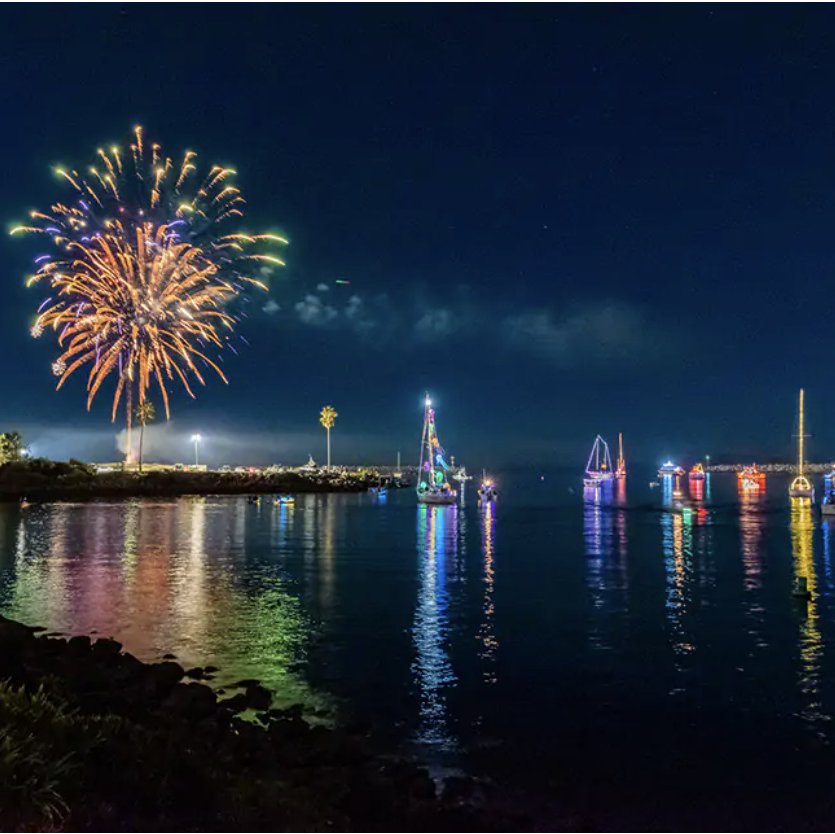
[0,614,520,831]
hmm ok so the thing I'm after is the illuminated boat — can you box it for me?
[274,494,295,505]
[416,394,458,506]
[478,470,498,502]
[789,388,815,500]
[658,460,685,478]
[584,435,615,489]
[615,433,627,479]
[737,464,766,492]
[822,489,835,515]
[689,463,706,481]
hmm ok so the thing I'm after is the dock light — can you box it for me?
[190,433,202,467]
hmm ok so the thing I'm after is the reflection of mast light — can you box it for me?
[790,498,824,731]
[412,505,456,748]
[476,501,497,683]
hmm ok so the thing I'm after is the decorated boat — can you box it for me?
[737,464,766,492]
[789,388,815,500]
[478,470,498,502]
[615,433,627,479]
[584,435,615,489]
[416,394,458,505]
[689,463,706,481]
[658,460,685,478]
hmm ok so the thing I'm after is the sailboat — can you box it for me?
[584,435,615,489]
[615,432,627,479]
[789,388,815,500]
[416,394,458,505]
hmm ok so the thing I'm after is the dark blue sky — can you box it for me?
[1,5,833,466]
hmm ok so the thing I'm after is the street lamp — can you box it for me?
[190,434,202,467]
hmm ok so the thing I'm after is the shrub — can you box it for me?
[0,682,119,830]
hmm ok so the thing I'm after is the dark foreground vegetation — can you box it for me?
[0,459,379,501]
[0,615,519,831]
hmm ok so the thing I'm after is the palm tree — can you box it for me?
[319,406,338,468]
[135,401,156,473]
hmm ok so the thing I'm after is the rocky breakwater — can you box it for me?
[0,616,519,831]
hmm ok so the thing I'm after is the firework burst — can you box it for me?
[12,125,286,430]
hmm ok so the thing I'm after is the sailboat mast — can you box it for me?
[799,388,805,475]
[618,433,624,468]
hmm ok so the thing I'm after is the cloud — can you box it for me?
[262,299,281,315]
[413,307,459,341]
[502,301,671,367]
[316,282,330,292]
[294,294,338,326]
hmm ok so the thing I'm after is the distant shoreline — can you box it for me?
[0,460,392,502]
[707,463,835,473]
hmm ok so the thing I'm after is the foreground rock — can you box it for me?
[0,615,520,831]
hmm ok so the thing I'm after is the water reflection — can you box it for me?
[790,498,827,736]
[689,477,704,503]
[0,499,326,712]
[477,501,498,684]
[661,504,695,673]
[413,504,458,749]
[583,486,628,649]
[739,492,765,591]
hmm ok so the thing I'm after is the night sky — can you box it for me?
[1,5,834,467]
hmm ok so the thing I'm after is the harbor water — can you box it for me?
[3,469,835,828]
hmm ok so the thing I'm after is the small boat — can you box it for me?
[658,461,685,478]
[789,388,815,500]
[247,495,261,505]
[648,481,660,489]
[737,464,766,492]
[615,433,627,479]
[274,494,295,505]
[369,480,388,496]
[689,463,706,481]
[416,394,458,506]
[584,435,615,489]
[478,470,498,502]
[822,490,835,515]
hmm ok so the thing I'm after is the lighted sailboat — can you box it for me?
[416,394,458,505]
[615,432,627,479]
[584,435,615,489]
[789,388,815,500]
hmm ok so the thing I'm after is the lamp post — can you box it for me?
[191,434,202,467]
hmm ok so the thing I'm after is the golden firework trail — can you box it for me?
[12,126,287,431]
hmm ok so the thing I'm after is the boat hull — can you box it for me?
[822,502,835,515]
[417,490,457,505]
[789,489,815,500]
